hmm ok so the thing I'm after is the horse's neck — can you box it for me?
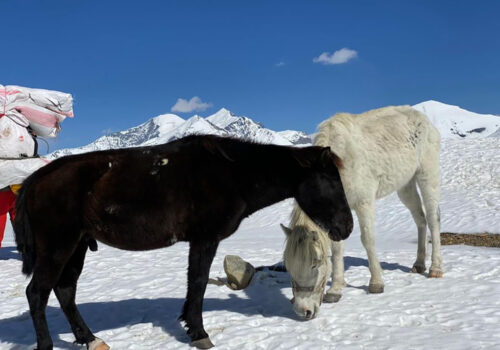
[242,154,302,214]
[243,174,296,214]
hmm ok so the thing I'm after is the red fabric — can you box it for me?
[0,191,16,248]
[0,190,16,219]
[0,214,6,249]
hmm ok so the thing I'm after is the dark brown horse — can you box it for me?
[14,134,353,349]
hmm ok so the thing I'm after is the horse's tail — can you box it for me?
[13,176,37,276]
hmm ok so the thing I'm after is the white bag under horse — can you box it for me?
[0,158,48,188]
[0,84,74,137]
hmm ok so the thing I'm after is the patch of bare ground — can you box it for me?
[441,232,500,247]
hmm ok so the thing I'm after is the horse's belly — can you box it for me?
[375,168,416,199]
[86,214,186,251]
[93,228,182,251]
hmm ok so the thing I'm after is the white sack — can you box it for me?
[0,84,74,138]
[0,116,36,158]
[0,158,48,188]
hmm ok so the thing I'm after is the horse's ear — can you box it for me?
[280,224,292,237]
[201,138,235,162]
[320,147,342,169]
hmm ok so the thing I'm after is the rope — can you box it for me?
[0,156,40,160]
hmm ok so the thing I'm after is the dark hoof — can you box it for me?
[323,293,342,303]
[411,264,426,274]
[428,269,443,278]
[192,337,214,349]
[368,283,384,294]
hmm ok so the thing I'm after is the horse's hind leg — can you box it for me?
[180,239,219,349]
[53,240,109,350]
[324,240,345,303]
[397,178,428,274]
[26,255,70,350]
[416,169,442,278]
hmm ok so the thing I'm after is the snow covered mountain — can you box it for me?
[49,108,310,158]
[412,100,500,139]
[48,101,499,159]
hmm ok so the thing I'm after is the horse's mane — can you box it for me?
[283,119,338,272]
[283,206,330,273]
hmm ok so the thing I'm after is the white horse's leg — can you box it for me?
[416,174,442,278]
[416,142,442,278]
[356,199,384,293]
[324,240,345,303]
[397,178,428,273]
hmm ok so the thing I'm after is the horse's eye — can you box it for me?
[311,264,317,270]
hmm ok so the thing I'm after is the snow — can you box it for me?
[277,130,312,145]
[1,128,499,349]
[206,108,240,128]
[412,100,500,139]
[152,114,185,137]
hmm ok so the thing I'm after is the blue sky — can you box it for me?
[2,0,499,152]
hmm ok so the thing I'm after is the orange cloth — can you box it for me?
[10,184,21,195]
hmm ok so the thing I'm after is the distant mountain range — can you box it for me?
[49,101,499,159]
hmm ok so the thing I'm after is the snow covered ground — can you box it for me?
[0,137,499,350]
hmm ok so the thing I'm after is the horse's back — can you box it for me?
[316,106,440,201]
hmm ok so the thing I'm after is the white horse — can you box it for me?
[282,105,442,319]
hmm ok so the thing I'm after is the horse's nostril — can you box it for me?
[305,310,313,319]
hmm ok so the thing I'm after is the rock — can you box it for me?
[223,255,255,290]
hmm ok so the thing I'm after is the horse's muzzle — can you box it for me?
[328,216,353,241]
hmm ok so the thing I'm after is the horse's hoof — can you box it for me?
[323,293,342,303]
[428,269,443,278]
[411,264,426,274]
[88,338,110,350]
[368,283,384,294]
[192,337,214,349]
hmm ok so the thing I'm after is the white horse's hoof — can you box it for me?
[192,337,215,349]
[428,269,443,278]
[411,264,426,274]
[368,283,384,294]
[88,337,110,350]
[323,293,342,303]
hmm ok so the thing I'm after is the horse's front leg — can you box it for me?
[324,240,345,303]
[356,200,384,294]
[180,239,219,349]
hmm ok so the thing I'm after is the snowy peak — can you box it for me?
[152,113,185,133]
[278,130,313,145]
[206,108,239,127]
[48,108,311,158]
[412,100,500,138]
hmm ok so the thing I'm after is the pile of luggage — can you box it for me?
[0,84,74,188]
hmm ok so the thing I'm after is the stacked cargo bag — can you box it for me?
[0,84,74,188]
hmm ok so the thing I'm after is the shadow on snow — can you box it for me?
[0,273,295,349]
[0,246,21,261]
[0,255,410,348]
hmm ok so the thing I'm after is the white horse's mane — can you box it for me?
[283,207,330,275]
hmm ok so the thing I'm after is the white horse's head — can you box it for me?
[282,223,331,320]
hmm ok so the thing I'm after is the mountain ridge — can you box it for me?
[48,101,499,159]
